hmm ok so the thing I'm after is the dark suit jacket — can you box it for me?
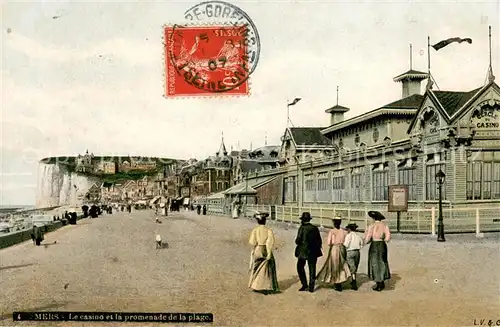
[295,222,323,259]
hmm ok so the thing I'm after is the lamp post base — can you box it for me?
[437,222,446,242]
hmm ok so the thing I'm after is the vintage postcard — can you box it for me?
[1,1,499,326]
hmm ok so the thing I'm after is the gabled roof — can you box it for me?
[380,94,424,110]
[432,87,482,117]
[406,84,487,133]
[88,183,99,190]
[451,81,500,121]
[289,127,333,147]
[122,180,137,188]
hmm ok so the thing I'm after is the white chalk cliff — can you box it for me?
[36,162,100,208]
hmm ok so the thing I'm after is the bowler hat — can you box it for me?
[299,212,312,221]
[368,211,386,221]
[346,223,359,231]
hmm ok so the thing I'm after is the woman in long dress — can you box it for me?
[248,212,279,294]
[316,217,351,291]
[365,211,391,291]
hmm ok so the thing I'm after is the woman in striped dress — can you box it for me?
[316,217,351,291]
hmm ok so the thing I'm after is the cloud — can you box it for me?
[5,32,158,66]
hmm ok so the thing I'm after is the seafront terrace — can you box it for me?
[206,204,500,235]
[0,209,499,327]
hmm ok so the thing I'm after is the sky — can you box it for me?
[1,0,499,205]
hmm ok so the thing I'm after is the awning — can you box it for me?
[226,185,257,195]
[223,176,278,195]
[150,196,161,205]
[206,191,226,199]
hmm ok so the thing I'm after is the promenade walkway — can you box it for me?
[1,210,499,326]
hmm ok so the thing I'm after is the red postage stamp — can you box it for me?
[165,25,250,97]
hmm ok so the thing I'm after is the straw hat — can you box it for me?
[368,211,386,221]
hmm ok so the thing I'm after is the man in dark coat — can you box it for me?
[295,212,323,293]
[31,225,44,246]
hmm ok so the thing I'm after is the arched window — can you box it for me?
[354,134,360,146]
[373,128,379,143]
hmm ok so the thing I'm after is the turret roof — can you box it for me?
[325,104,350,114]
[393,69,428,82]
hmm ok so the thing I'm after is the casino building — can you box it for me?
[243,67,500,214]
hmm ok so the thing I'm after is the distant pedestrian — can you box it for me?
[294,212,322,293]
[365,211,391,291]
[248,212,279,294]
[344,223,364,290]
[155,234,162,249]
[202,205,207,215]
[89,205,98,218]
[196,204,201,215]
[31,225,44,246]
[317,216,351,291]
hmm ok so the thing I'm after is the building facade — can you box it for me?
[75,150,94,173]
[95,160,116,174]
[245,69,500,215]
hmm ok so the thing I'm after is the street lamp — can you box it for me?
[435,169,446,242]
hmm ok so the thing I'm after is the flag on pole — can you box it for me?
[432,37,472,51]
[288,98,301,106]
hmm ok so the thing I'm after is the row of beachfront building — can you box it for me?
[87,64,499,213]
[174,66,500,213]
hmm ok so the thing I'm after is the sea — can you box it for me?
[0,205,35,214]
[0,205,38,234]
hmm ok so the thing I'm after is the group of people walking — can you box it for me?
[247,210,391,294]
[196,204,207,215]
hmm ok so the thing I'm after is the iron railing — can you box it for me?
[204,204,500,235]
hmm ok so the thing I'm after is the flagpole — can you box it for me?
[428,36,430,72]
[410,43,413,70]
[287,100,290,129]
[427,36,433,90]
[488,25,495,83]
[336,86,339,106]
